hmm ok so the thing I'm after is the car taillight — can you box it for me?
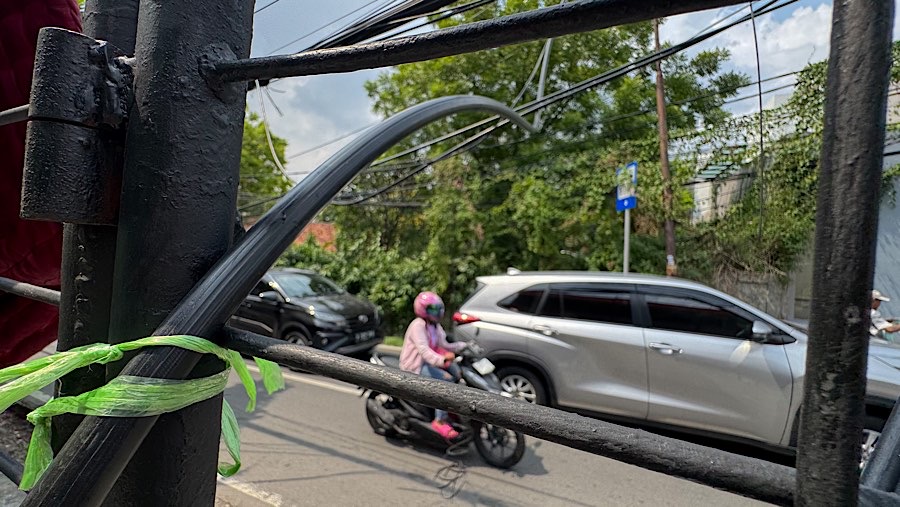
[453,311,480,325]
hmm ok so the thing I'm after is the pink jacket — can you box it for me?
[399,318,466,374]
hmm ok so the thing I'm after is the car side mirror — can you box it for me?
[751,320,774,342]
[258,290,281,302]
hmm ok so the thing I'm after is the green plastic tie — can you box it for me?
[0,335,284,491]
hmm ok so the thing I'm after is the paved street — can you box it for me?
[216,362,770,507]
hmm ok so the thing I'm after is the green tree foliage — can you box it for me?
[239,114,293,216]
[681,42,900,278]
[281,5,750,333]
[346,1,747,268]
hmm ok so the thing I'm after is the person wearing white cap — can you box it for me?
[871,290,900,339]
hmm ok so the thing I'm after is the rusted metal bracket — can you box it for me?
[21,27,133,225]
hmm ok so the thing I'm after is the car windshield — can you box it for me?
[271,273,343,298]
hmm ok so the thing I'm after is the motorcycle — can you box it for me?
[363,341,526,469]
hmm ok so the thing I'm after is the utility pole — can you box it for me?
[653,19,677,277]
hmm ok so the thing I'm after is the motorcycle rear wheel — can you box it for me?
[471,420,525,468]
[365,391,397,437]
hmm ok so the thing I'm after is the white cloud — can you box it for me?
[662,3,833,79]
[247,70,381,182]
[723,4,832,77]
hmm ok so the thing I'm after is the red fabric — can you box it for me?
[0,0,82,366]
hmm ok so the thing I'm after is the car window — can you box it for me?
[251,281,272,296]
[271,273,343,298]
[645,294,753,338]
[498,285,544,314]
[561,287,632,325]
[540,288,562,318]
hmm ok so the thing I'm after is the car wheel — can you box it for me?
[498,366,547,405]
[860,415,885,471]
[282,327,312,346]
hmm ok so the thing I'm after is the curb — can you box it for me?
[373,344,401,355]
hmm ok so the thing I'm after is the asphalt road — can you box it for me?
[216,361,770,507]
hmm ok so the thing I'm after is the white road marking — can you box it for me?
[245,363,360,396]
[217,476,285,506]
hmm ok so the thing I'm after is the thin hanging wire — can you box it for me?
[254,80,292,183]
[749,2,766,240]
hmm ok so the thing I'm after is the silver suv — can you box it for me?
[453,271,900,456]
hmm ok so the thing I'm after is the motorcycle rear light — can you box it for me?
[453,311,480,325]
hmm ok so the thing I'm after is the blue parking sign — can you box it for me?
[616,162,638,212]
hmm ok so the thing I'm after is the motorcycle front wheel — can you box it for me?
[471,420,525,468]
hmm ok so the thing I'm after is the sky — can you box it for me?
[246,0,900,182]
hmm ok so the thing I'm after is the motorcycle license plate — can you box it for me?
[472,358,495,375]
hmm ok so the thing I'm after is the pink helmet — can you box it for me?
[414,291,445,322]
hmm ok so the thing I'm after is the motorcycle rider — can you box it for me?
[399,291,467,439]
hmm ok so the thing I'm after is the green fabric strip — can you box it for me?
[0,335,284,491]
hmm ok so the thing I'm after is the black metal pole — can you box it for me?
[51,0,139,454]
[23,96,531,506]
[0,451,23,486]
[206,0,745,83]
[795,0,895,505]
[0,105,28,127]
[82,0,139,55]
[223,328,796,505]
[0,276,61,306]
[861,401,900,491]
[95,0,255,502]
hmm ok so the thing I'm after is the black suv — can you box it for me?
[229,268,382,355]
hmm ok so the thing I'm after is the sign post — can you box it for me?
[616,162,638,273]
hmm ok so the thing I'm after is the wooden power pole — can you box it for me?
[653,19,677,276]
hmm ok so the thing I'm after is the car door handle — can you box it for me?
[649,342,683,355]
[532,324,557,336]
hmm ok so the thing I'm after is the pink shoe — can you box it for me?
[431,419,459,439]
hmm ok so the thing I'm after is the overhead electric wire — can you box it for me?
[254,81,293,182]
[322,77,801,207]
[267,0,395,55]
[333,122,497,205]
[491,71,800,149]
[308,0,426,50]
[363,83,797,187]
[285,65,797,174]
[285,122,379,161]
[342,80,799,203]
[690,3,751,37]
[338,0,797,204]
[380,0,493,27]
[259,1,472,92]
[366,0,793,171]
[274,2,498,165]
[309,0,462,51]
[370,0,496,42]
[748,1,767,240]
[248,0,799,209]
[255,0,286,14]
